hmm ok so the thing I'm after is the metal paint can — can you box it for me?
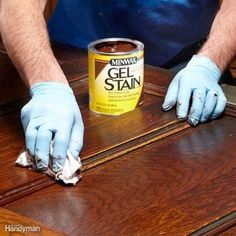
[88,38,144,115]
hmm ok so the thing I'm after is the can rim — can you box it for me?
[88,38,144,55]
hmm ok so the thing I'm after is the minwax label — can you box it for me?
[88,51,144,115]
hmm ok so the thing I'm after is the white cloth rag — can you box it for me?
[16,149,82,185]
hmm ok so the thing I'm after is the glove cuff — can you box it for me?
[30,82,73,97]
[188,55,222,82]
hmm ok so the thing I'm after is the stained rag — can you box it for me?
[16,149,82,185]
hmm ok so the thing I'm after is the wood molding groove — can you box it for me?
[82,120,190,171]
[0,177,55,206]
[144,82,167,98]
[190,211,236,236]
[0,120,190,207]
[225,104,236,118]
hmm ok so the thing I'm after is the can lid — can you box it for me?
[88,38,144,55]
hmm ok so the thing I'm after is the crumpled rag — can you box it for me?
[16,149,82,185]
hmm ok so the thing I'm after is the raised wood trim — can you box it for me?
[0,178,55,207]
[190,211,236,235]
[225,104,236,118]
[82,121,190,171]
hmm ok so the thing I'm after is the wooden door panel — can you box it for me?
[4,117,236,235]
[0,44,188,206]
[1,43,236,235]
[0,92,188,205]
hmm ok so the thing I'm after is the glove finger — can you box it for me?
[34,126,53,171]
[188,88,206,126]
[176,82,192,120]
[24,116,46,154]
[52,126,72,172]
[200,90,218,123]
[162,72,182,111]
[25,124,37,156]
[68,119,84,159]
[210,93,227,120]
[21,103,31,132]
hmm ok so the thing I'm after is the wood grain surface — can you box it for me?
[4,117,236,235]
[221,226,236,236]
[1,43,236,235]
[0,93,188,205]
[0,207,65,235]
[0,44,190,207]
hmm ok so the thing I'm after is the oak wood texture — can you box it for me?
[191,211,236,235]
[221,226,236,236]
[0,43,236,235]
[0,207,65,235]
[4,117,236,235]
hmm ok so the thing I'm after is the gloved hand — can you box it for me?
[162,55,227,126]
[21,82,84,172]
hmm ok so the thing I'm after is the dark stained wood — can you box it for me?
[0,94,189,206]
[1,43,236,235]
[225,104,236,118]
[230,58,236,79]
[0,207,65,235]
[221,226,236,236]
[0,44,189,206]
[190,211,236,235]
[4,117,236,235]
[0,54,28,105]
[144,64,174,97]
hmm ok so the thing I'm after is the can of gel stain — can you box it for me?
[88,38,144,115]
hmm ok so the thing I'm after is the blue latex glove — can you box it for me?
[21,82,84,172]
[162,55,227,126]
